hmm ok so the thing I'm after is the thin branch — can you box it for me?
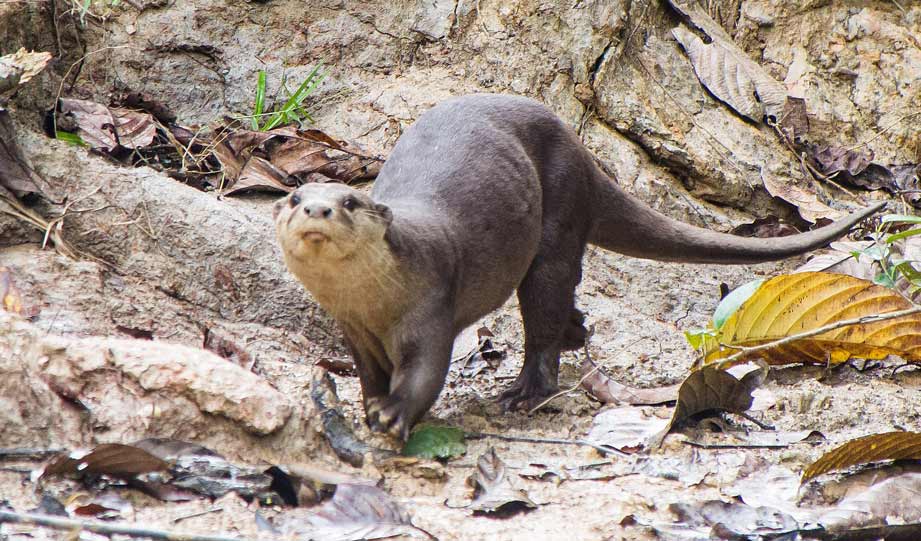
[527,366,599,415]
[466,431,626,457]
[0,511,256,541]
[714,305,921,366]
[0,448,63,460]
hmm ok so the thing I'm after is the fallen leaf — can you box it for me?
[278,484,434,541]
[580,358,679,405]
[667,0,787,119]
[670,365,762,428]
[212,125,382,195]
[818,472,921,531]
[813,145,874,181]
[726,465,804,520]
[778,96,809,142]
[700,272,921,366]
[402,424,466,460]
[761,168,843,223]
[41,444,170,480]
[802,432,921,482]
[0,109,54,198]
[730,215,801,239]
[310,371,375,468]
[58,98,157,151]
[672,25,762,122]
[466,448,537,516]
[664,500,799,539]
[0,48,52,99]
[586,406,671,452]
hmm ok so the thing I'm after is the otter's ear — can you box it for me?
[374,203,393,226]
[273,198,285,219]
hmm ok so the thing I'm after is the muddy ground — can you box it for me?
[1,1,920,540]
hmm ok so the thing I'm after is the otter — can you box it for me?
[274,94,884,439]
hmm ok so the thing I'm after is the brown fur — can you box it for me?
[275,94,884,439]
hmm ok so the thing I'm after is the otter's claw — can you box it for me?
[498,379,559,412]
[365,396,412,440]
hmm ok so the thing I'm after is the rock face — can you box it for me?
[0,310,317,457]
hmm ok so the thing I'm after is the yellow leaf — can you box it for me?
[701,272,921,366]
[802,431,921,482]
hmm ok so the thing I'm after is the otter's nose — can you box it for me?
[304,205,333,218]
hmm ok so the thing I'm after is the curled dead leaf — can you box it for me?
[466,448,537,516]
[580,357,679,406]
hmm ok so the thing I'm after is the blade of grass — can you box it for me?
[887,228,921,244]
[263,64,324,131]
[251,70,267,130]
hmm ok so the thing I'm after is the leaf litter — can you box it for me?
[465,448,537,517]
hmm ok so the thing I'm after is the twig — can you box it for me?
[466,431,626,456]
[0,448,63,460]
[681,440,787,450]
[527,366,599,415]
[172,507,224,524]
[846,110,920,152]
[713,305,921,366]
[0,511,255,541]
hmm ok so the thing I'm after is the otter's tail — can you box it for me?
[587,171,885,265]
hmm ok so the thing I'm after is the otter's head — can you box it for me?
[274,183,393,271]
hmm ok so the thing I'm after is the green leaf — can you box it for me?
[881,214,921,225]
[252,70,266,130]
[713,279,765,330]
[873,271,897,289]
[855,243,888,262]
[55,130,87,147]
[402,424,466,460]
[684,328,715,350]
[886,228,921,244]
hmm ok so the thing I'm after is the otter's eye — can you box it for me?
[290,193,301,207]
[342,197,358,211]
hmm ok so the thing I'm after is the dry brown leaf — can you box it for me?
[0,109,54,199]
[661,500,798,539]
[278,483,433,541]
[580,358,679,405]
[586,406,672,452]
[42,444,170,480]
[818,472,921,531]
[466,448,537,516]
[672,25,762,122]
[57,99,157,151]
[760,168,843,224]
[212,125,382,195]
[667,0,787,119]
[701,272,921,366]
[802,432,921,482]
[0,48,52,98]
[671,365,761,427]
[778,96,809,142]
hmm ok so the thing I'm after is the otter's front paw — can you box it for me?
[365,396,413,440]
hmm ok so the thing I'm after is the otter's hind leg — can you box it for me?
[500,242,585,410]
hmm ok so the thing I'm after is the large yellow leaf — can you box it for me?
[701,272,921,366]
